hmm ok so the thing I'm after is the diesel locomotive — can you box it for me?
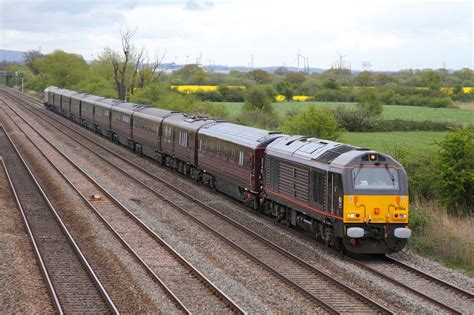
[44,86,411,254]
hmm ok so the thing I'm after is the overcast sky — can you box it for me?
[0,0,472,71]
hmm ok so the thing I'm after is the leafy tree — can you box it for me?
[284,72,306,85]
[321,78,339,90]
[435,128,474,215]
[24,50,43,75]
[190,68,208,85]
[175,64,207,84]
[375,73,399,85]
[355,71,373,86]
[357,88,383,117]
[243,85,274,112]
[282,106,342,140]
[246,69,272,84]
[32,50,88,89]
[276,81,293,100]
[421,69,442,90]
[452,68,474,83]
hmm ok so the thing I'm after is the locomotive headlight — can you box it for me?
[369,153,377,161]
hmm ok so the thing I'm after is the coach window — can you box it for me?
[239,150,244,167]
[179,131,188,147]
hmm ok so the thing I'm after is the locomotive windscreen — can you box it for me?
[352,167,399,190]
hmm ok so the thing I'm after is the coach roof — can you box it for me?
[199,122,282,149]
[134,107,177,124]
[162,113,215,131]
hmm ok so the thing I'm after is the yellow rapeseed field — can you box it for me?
[171,85,245,94]
[172,85,473,99]
[292,95,312,102]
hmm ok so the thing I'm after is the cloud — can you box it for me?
[0,0,471,70]
[184,0,214,11]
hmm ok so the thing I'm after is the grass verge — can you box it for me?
[409,199,474,275]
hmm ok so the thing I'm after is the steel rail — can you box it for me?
[0,99,244,314]
[3,88,393,314]
[344,255,463,315]
[0,124,119,314]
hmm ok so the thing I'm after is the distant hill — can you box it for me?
[159,63,326,74]
[0,49,25,63]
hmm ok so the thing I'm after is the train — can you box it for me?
[43,86,411,254]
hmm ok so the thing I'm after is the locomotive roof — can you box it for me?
[266,135,402,170]
[266,136,359,170]
[162,113,215,131]
[199,122,282,149]
[133,107,177,122]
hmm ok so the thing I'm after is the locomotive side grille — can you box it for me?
[278,162,309,202]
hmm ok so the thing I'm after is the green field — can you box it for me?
[341,131,447,153]
[218,101,474,126]
[214,101,456,153]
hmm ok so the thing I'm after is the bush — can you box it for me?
[332,106,458,132]
[435,128,474,215]
[383,92,453,108]
[243,85,274,113]
[194,91,223,102]
[387,146,438,200]
[313,89,358,102]
[235,109,281,129]
[372,119,457,132]
[332,107,375,132]
[218,85,246,102]
[282,106,342,140]
[357,89,383,117]
[129,83,229,119]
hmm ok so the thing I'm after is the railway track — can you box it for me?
[0,98,245,314]
[1,87,393,314]
[345,255,473,314]
[0,125,118,314]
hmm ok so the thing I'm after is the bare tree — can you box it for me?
[129,45,145,96]
[110,29,168,99]
[111,28,142,100]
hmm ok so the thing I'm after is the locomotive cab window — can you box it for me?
[352,166,399,190]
